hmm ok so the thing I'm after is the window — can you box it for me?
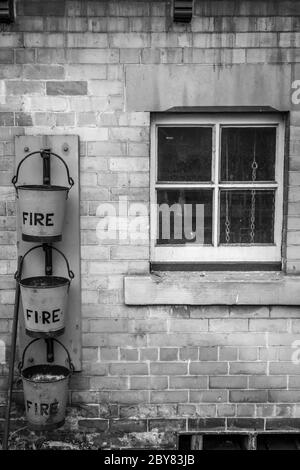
[150,113,285,266]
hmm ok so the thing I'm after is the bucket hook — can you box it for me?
[12,149,74,197]
[18,337,75,374]
[15,244,75,282]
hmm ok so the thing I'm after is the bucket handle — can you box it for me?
[18,338,75,374]
[12,150,74,196]
[15,244,75,283]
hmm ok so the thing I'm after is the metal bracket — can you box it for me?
[0,0,15,23]
[45,338,54,363]
[44,242,54,362]
[40,148,51,185]
[173,0,193,23]
[43,243,53,276]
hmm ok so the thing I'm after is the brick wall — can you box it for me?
[1,0,300,449]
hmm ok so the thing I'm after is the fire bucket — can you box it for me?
[16,245,74,338]
[19,338,74,431]
[12,150,74,242]
[17,185,69,242]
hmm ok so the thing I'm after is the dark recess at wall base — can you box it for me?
[179,433,300,450]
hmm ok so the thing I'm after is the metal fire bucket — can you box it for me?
[16,245,74,338]
[12,150,74,242]
[19,338,74,431]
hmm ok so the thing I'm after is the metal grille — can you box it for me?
[0,0,14,22]
[250,138,258,243]
[173,0,193,23]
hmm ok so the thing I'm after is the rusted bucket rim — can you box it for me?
[20,276,69,288]
[21,364,71,383]
[17,184,69,191]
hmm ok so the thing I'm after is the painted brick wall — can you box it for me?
[1,0,300,448]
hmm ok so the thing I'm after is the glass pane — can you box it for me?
[219,190,275,244]
[156,189,213,245]
[157,127,212,182]
[221,127,276,182]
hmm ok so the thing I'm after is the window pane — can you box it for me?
[219,190,275,244]
[221,127,276,182]
[157,127,212,182]
[157,189,213,245]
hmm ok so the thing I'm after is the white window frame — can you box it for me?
[150,113,285,264]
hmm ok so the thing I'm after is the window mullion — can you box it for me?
[213,123,220,247]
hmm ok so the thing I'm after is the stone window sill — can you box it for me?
[124,271,300,305]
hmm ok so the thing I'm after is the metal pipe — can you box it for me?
[2,256,23,450]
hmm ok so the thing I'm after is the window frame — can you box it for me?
[150,113,285,265]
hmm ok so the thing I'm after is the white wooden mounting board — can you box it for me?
[15,135,81,371]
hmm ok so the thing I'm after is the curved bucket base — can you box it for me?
[26,328,65,339]
[22,234,62,243]
[21,363,70,431]
[27,419,65,432]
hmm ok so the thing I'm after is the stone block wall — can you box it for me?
[1,0,300,448]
